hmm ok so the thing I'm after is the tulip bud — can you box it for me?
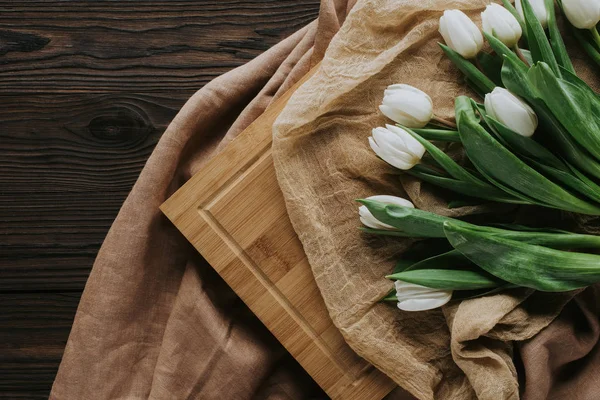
[561,0,600,29]
[516,0,549,28]
[481,4,523,48]
[439,10,484,59]
[369,124,426,170]
[359,195,414,230]
[484,87,538,137]
[394,280,452,312]
[379,84,434,128]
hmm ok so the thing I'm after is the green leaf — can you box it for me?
[444,221,600,291]
[404,127,485,185]
[411,163,447,177]
[396,239,454,271]
[480,111,600,204]
[458,283,519,300]
[465,78,487,99]
[521,49,534,65]
[394,259,417,274]
[484,32,528,73]
[477,51,503,86]
[499,57,600,180]
[359,227,415,237]
[528,63,600,162]
[467,159,547,205]
[489,223,571,234]
[526,158,600,204]
[408,169,529,204]
[439,43,496,94]
[357,200,453,238]
[500,53,537,99]
[567,162,600,197]
[481,113,565,170]
[359,200,600,248]
[456,103,600,215]
[388,268,502,290]
[571,27,600,66]
[410,128,460,142]
[402,249,471,271]
[521,0,561,76]
[381,290,398,302]
[488,226,600,249]
[545,0,575,73]
[558,66,600,101]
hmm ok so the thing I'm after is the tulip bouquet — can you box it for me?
[359,0,600,311]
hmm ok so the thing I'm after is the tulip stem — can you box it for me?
[432,115,457,129]
[513,45,529,66]
[591,26,600,50]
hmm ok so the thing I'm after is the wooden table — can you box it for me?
[0,1,320,398]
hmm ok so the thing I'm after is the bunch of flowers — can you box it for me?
[359,0,600,311]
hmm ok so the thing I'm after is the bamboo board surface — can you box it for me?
[160,66,396,399]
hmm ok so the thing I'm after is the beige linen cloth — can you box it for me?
[273,0,600,399]
[51,0,600,399]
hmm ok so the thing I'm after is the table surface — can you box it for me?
[0,1,320,398]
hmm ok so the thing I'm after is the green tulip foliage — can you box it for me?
[360,0,600,307]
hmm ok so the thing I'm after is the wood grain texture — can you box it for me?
[0,292,81,400]
[0,1,320,398]
[0,1,319,92]
[161,66,397,399]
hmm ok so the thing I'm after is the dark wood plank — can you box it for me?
[0,93,184,292]
[0,1,322,398]
[0,292,81,399]
[0,0,320,93]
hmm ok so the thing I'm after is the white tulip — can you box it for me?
[561,0,600,29]
[484,87,538,137]
[516,0,549,28]
[369,124,426,170]
[481,4,523,48]
[379,84,434,128]
[395,280,453,312]
[439,10,484,59]
[359,195,414,230]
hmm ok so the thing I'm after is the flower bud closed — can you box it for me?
[369,124,426,170]
[484,87,538,137]
[394,280,453,311]
[439,10,484,59]
[379,84,434,128]
[359,195,414,230]
[561,0,600,29]
[481,4,523,48]
[516,0,549,28]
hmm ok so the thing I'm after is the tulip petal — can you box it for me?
[359,197,413,230]
[386,125,426,159]
[370,136,415,169]
[485,88,537,137]
[562,0,600,29]
[441,10,483,59]
[366,195,414,209]
[371,128,420,164]
[360,214,393,230]
[383,93,433,127]
[394,281,452,311]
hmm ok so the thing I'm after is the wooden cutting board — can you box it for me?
[160,66,396,399]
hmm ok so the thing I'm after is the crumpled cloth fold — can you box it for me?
[273,0,600,399]
[51,0,600,399]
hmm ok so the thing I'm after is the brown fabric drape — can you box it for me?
[272,0,600,399]
[50,2,355,399]
[51,0,600,399]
